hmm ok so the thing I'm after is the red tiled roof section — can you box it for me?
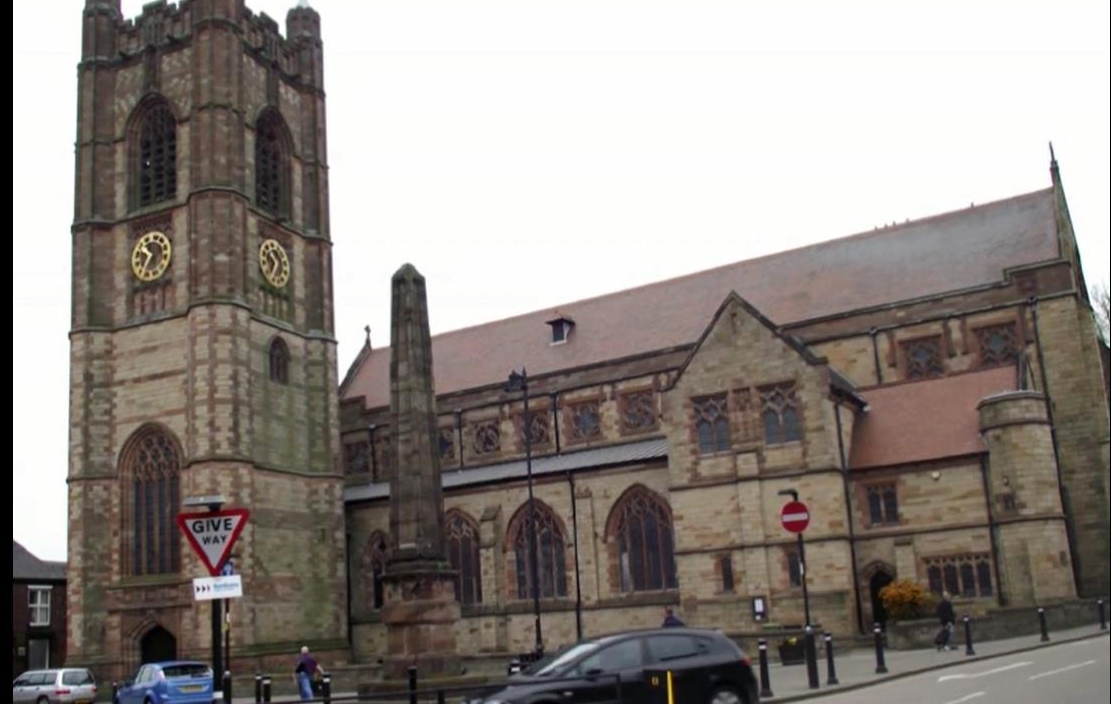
[343,190,1058,409]
[849,366,1019,469]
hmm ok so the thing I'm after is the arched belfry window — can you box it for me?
[606,485,677,592]
[507,500,568,600]
[268,337,289,383]
[120,425,182,576]
[255,109,290,217]
[130,98,178,207]
[445,510,482,605]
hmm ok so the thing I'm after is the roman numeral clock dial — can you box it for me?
[259,238,291,288]
[130,231,173,282]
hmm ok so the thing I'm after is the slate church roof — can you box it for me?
[12,541,66,582]
[342,188,1060,411]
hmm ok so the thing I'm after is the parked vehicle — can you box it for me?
[465,627,759,704]
[13,668,98,704]
[113,661,213,704]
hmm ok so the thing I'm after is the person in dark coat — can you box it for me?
[662,607,685,627]
[936,592,956,650]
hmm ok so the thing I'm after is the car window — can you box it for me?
[646,634,708,663]
[574,638,644,675]
[162,664,210,678]
[532,642,601,676]
[13,674,34,686]
[135,666,152,684]
[62,670,95,686]
[33,673,55,686]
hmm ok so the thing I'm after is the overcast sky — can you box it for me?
[13,0,1109,562]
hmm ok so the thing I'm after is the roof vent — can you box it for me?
[546,313,575,345]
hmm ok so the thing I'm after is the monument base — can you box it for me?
[380,563,462,680]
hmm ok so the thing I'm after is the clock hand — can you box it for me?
[141,243,153,271]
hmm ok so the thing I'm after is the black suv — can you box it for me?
[465,627,759,704]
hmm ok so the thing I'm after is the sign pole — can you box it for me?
[798,531,811,627]
[211,595,223,682]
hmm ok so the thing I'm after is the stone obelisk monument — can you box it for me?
[380,264,460,679]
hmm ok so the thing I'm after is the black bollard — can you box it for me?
[1099,599,1107,631]
[222,670,232,703]
[963,615,976,656]
[1038,607,1050,642]
[262,675,272,703]
[823,632,839,685]
[804,626,820,690]
[255,673,262,703]
[873,623,888,674]
[437,688,447,704]
[757,638,774,699]
[322,673,331,704]
[408,665,418,704]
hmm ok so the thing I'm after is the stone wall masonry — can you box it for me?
[1033,296,1111,596]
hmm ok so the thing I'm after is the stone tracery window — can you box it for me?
[134,100,177,207]
[567,400,601,442]
[618,390,657,433]
[508,501,567,599]
[924,554,992,597]
[975,323,1019,368]
[607,485,677,592]
[692,394,730,453]
[759,382,801,444]
[121,426,181,576]
[866,483,899,525]
[445,510,482,605]
[902,336,945,379]
[472,421,500,455]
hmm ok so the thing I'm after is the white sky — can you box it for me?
[13,0,1110,562]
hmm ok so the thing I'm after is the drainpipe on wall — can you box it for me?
[977,453,1006,607]
[869,327,884,384]
[551,393,562,455]
[455,409,465,470]
[834,402,865,634]
[1028,296,1081,595]
[368,424,378,481]
[566,470,584,641]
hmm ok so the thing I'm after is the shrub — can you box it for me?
[878,578,937,621]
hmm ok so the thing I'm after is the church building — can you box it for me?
[66,0,1109,680]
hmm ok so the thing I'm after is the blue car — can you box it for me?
[114,661,214,704]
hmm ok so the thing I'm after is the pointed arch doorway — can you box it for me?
[140,625,177,664]
[869,569,895,630]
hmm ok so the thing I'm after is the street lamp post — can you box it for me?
[506,368,544,656]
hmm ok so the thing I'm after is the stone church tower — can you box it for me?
[67,0,346,679]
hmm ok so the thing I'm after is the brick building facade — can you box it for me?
[67,0,1109,680]
[13,542,68,678]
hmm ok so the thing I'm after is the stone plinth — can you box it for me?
[379,562,461,679]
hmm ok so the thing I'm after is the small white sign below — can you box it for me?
[193,575,244,601]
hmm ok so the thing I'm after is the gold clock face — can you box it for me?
[259,238,291,288]
[130,231,173,282]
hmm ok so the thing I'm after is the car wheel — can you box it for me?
[36,697,50,704]
[708,686,743,704]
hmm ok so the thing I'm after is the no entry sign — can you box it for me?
[780,500,810,533]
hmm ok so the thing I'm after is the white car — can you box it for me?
[13,668,98,704]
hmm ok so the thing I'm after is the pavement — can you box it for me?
[760,623,1109,702]
[227,624,1109,703]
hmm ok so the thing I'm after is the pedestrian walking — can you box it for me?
[293,645,323,700]
[935,592,955,651]
[662,606,685,627]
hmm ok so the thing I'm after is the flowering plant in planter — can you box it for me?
[777,635,805,665]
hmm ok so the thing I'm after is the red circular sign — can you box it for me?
[780,500,810,533]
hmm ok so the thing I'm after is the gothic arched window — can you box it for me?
[445,510,482,605]
[606,485,677,592]
[120,426,181,576]
[364,532,389,611]
[131,98,177,208]
[255,110,290,217]
[268,337,289,384]
[508,501,567,600]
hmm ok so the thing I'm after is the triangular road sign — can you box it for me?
[176,508,250,576]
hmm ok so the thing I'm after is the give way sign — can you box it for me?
[780,500,810,534]
[176,508,250,576]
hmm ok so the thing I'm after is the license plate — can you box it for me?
[179,685,204,693]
